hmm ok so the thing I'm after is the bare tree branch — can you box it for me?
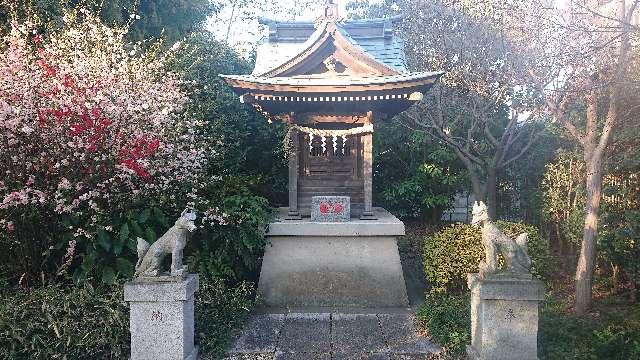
[501,126,543,167]
[570,0,640,30]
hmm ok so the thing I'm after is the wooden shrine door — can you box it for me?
[298,133,365,216]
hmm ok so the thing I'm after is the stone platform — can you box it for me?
[258,207,408,308]
[467,274,544,360]
[225,310,441,360]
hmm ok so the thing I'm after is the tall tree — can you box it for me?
[0,0,217,43]
[395,0,546,219]
[512,0,639,313]
[124,0,217,42]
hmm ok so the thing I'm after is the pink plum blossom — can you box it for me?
[0,14,213,262]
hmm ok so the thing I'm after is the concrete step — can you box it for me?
[224,311,442,360]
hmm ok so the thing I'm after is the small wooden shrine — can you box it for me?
[222,1,441,219]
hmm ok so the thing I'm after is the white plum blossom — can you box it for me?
[203,207,230,226]
[0,14,213,249]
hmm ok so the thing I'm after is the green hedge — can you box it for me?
[423,221,556,294]
[539,299,640,360]
[0,284,129,359]
[196,279,255,357]
[416,294,470,357]
[0,278,254,359]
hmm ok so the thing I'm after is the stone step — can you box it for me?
[224,311,441,360]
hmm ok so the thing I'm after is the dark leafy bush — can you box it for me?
[43,179,272,286]
[599,208,640,298]
[540,149,586,248]
[538,298,640,360]
[195,278,255,357]
[0,283,129,359]
[187,179,272,282]
[541,148,640,298]
[423,223,484,294]
[591,321,640,359]
[423,221,556,294]
[416,293,470,357]
[0,277,255,359]
[373,120,465,221]
[164,32,288,205]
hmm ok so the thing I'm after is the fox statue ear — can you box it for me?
[181,208,188,217]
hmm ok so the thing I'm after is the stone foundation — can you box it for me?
[258,207,408,308]
[467,273,544,360]
[124,274,199,360]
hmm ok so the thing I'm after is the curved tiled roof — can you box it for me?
[348,35,407,73]
[252,17,408,76]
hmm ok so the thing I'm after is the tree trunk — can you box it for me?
[485,166,498,220]
[468,166,497,220]
[574,157,603,314]
[470,183,484,205]
[610,264,620,295]
[224,1,238,43]
[467,165,486,203]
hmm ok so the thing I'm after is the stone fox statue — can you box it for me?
[134,209,197,278]
[471,201,531,276]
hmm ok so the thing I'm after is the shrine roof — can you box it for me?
[220,2,443,120]
[336,23,407,74]
[220,71,443,116]
[221,71,442,88]
[253,17,408,76]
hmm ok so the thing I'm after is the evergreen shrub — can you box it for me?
[0,283,129,359]
[0,277,254,359]
[416,293,470,357]
[423,221,556,294]
[538,299,640,359]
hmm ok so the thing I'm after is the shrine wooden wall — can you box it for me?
[297,133,365,216]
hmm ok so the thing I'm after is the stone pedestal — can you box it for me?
[258,207,408,308]
[467,273,544,360]
[124,274,199,360]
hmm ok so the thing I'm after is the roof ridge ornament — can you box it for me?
[321,0,340,22]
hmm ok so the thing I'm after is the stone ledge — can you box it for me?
[268,207,405,236]
[124,274,199,302]
[468,273,544,301]
[258,236,408,307]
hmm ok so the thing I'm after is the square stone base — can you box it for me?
[467,273,544,360]
[258,207,408,308]
[124,274,199,360]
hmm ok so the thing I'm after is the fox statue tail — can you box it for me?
[515,233,532,268]
[135,237,150,271]
[515,233,528,248]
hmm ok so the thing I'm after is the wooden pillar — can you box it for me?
[287,127,302,219]
[361,112,376,219]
